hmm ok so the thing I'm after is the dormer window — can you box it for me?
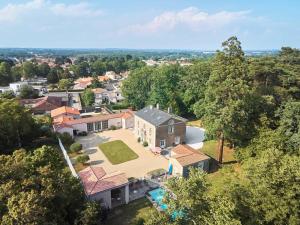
[168,119,174,134]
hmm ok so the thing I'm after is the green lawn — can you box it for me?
[201,140,236,163]
[99,140,138,164]
[105,198,157,225]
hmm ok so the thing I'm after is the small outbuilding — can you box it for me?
[169,144,210,177]
[78,166,129,209]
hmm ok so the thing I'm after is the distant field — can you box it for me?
[99,140,138,164]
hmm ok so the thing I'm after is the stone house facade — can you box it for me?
[134,105,187,149]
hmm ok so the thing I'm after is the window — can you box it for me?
[198,162,204,170]
[137,121,139,128]
[149,128,152,136]
[160,139,166,148]
[102,120,108,129]
[168,120,174,134]
[87,123,94,132]
[175,136,180,145]
[95,122,101,131]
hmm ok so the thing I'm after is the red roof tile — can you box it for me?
[51,106,80,118]
[78,166,128,195]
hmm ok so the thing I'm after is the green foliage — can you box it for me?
[0,62,13,86]
[37,63,50,77]
[142,141,148,147]
[196,36,257,147]
[277,101,300,154]
[58,78,73,90]
[19,84,38,99]
[89,76,103,88]
[122,66,154,110]
[47,67,60,84]
[0,99,38,153]
[22,61,38,79]
[75,201,102,225]
[242,149,300,225]
[76,154,90,164]
[110,125,117,130]
[137,137,141,143]
[58,132,74,148]
[0,146,86,224]
[82,88,95,106]
[0,90,15,99]
[70,142,82,153]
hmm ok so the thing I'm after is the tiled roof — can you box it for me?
[20,96,62,110]
[122,111,134,119]
[51,106,80,118]
[172,144,209,166]
[65,113,123,125]
[78,166,128,195]
[92,88,106,94]
[135,105,186,126]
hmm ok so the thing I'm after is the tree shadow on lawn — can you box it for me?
[83,148,98,155]
[90,160,104,165]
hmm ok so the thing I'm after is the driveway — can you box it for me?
[76,129,168,178]
[186,126,205,149]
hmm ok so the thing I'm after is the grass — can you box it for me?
[99,140,138,165]
[201,140,236,163]
[74,162,89,172]
[186,119,203,127]
[104,198,157,225]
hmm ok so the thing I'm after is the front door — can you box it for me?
[175,136,180,145]
[160,139,166,148]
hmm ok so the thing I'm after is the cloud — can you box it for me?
[127,7,251,33]
[0,0,103,23]
[0,0,44,22]
[50,2,103,17]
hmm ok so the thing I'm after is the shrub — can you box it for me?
[58,132,74,147]
[76,154,89,164]
[133,218,145,225]
[110,125,117,130]
[137,137,141,143]
[70,142,82,153]
[143,141,148,147]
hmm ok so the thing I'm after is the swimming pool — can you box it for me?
[148,187,182,219]
[148,187,168,210]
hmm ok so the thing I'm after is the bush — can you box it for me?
[137,137,141,143]
[70,142,82,153]
[58,132,74,147]
[78,131,87,136]
[133,218,145,225]
[76,154,90,164]
[143,141,148,147]
[110,125,117,130]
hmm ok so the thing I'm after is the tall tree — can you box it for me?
[197,36,253,163]
[122,67,154,110]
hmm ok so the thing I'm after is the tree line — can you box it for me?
[122,37,300,225]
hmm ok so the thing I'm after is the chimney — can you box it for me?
[167,107,172,114]
[149,105,153,109]
[156,103,159,109]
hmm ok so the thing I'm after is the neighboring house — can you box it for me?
[105,71,121,80]
[78,166,129,209]
[51,106,80,120]
[73,77,93,90]
[0,86,11,94]
[19,96,64,114]
[45,92,70,104]
[52,108,134,137]
[9,81,29,95]
[92,88,108,105]
[169,144,210,177]
[134,105,187,149]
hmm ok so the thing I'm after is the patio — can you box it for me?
[76,129,169,178]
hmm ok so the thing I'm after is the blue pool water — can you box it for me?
[148,187,168,210]
[148,187,182,219]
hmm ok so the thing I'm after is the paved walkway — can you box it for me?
[76,129,168,178]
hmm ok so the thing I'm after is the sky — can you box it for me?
[0,0,299,50]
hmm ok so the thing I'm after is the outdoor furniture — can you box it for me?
[151,147,162,155]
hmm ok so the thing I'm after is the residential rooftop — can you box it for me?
[172,144,209,166]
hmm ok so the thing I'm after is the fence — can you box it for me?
[58,138,78,178]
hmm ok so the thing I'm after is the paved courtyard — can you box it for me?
[76,129,169,178]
